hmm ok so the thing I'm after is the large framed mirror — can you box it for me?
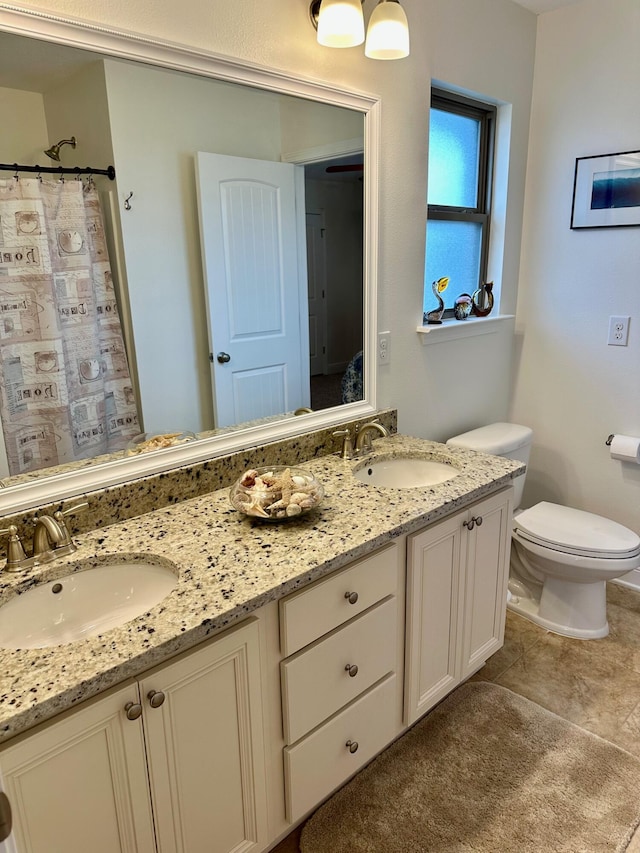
[0,4,380,514]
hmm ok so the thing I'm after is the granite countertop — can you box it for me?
[0,435,523,743]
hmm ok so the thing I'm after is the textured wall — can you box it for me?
[512,0,640,537]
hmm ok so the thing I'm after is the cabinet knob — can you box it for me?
[346,739,359,754]
[345,663,359,678]
[124,701,142,720]
[344,591,359,605]
[474,515,483,527]
[463,518,475,531]
[147,690,166,709]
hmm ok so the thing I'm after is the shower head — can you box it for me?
[44,136,77,162]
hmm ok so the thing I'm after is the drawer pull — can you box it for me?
[147,690,166,709]
[346,739,359,754]
[344,591,359,605]
[345,663,359,678]
[124,701,142,721]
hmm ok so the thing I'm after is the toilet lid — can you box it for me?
[513,502,640,558]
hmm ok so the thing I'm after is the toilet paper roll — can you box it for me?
[610,434,640,463]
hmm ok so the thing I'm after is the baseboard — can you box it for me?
[612,568,640,592]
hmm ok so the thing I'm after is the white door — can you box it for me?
[306,211,327,376]
[196,152,310,428]
[0,684,156,853]
[140,618,268,853]
[459,489,512,678]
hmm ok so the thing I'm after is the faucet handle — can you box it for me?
[332,428,355,460]
[0,525,28,571]
[54,501,88,552]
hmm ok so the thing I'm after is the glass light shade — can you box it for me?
[365,1,410,60]
[317,0,365,48]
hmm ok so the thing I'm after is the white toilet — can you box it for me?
[446,423,640,639]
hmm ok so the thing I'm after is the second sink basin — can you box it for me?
[0,558,178,650]
[354,456,461,489]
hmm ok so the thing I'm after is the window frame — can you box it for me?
[427,88,496,315]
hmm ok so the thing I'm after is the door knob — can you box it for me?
[216,352,231,364]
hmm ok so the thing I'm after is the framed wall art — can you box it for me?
[571,149,640,229]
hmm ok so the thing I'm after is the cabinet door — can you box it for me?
[0,683,155,853]
[459,488,513,678]
[404,512,463,726]
[140,618,268,853]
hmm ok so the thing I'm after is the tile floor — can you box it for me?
[271,582,640,852]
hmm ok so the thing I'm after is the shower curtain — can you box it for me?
[0,176,139,475]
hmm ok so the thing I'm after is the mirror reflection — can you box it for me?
[0,31,365,480]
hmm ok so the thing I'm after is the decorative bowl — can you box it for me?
[127,430,197,455]
[229,466,324,520]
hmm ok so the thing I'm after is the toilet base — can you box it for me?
[507,578,609,639]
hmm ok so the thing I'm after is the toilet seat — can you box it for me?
[513,502,640,560]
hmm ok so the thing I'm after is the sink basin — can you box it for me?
[354,457,461,489]
[0,560,178,649]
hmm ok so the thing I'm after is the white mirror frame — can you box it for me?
[0,3,380,515]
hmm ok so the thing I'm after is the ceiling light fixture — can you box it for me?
[309,0,410,59]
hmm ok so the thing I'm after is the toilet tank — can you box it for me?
[446,422,532,508]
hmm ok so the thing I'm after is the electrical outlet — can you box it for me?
[607,315,630,346]
[378,331,391,365]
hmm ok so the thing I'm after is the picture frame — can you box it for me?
[570,150,640,229]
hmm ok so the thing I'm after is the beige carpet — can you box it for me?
[300,682,640,853]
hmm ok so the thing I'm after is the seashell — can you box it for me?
[290,492,310,504]
[266,498,287,511]
[286,503,302,517]
[240,469,259,487]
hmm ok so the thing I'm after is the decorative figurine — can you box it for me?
[471,281,494,317]
[453,293,473,320]
[424,276,449,324]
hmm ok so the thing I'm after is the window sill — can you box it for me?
[416,314,515,345]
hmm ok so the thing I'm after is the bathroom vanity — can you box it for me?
[0,435,520,853]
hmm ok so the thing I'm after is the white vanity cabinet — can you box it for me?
[278,543,404,824]
[404,487,513,725]
[0,617,268,853]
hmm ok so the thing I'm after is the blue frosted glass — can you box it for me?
[423,220,482,313]
[427,109,480,207]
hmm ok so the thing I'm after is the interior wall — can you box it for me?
[0,87,47,163]
[10,0,538,445]
[511,0,640,539]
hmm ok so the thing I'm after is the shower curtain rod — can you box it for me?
[0,163,116,180]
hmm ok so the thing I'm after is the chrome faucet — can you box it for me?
[355,421,389,454]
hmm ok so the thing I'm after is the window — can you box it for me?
[424,89,496,320]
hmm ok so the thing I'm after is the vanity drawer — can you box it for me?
[284,674,398,823]
[279,543,398,656]
[281,597,397,745]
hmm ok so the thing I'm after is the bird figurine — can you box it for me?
[424,276,450,324]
